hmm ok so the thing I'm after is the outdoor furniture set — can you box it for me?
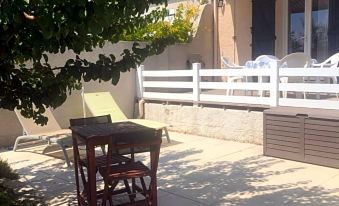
[70,117,162,205]
[12,92,170,205]
[13,92,170,167]
[221,52,339,98]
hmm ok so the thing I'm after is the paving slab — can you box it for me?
[1,131,339,206]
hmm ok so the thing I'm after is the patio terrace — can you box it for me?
[1,131,339,206]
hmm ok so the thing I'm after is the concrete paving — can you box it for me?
[1,132,339,205]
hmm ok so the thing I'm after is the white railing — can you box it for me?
[137,63,339,110]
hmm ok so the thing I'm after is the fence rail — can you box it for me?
[137,63,339,110]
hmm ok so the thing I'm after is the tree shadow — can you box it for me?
[4,141,339,205]
[149,148,339,206]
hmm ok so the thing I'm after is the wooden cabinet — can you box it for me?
[264,107,339,168]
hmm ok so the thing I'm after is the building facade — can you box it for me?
[216,0,339,65]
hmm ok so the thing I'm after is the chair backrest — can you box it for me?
[221,56,243,68]
[254,55,279,68]
[255,55,279,62]
[323,53,339,67]
[14,108,62,135]
[278,52,312,68]
[69,115,112,127]
[83,92,128,122]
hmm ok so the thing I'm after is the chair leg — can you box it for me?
[108,196,113,206]
[57,141,71,167]
[131,178,137,198]
[100,145,106,155]
[123,179,135,202]
[140,177,147,197]
[13,136,23,152]
[101,181,110,206]
[13,135,40,151]
[283,91,287,98]
[333,78,339,99]
[164,128,170,143]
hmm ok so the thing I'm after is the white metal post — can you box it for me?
[192,63,201,105]
[270,61,279,107]
[137,65,144,99]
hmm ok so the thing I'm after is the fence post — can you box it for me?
[137,65,144,99]
[192,63,201,105]
[270,61,279,107]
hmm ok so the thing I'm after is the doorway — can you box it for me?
[287,0,339,61]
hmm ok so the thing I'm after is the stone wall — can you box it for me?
[144,102,264,145]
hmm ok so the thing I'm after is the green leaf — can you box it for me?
[42,54,48,62]
[111,70,120,85]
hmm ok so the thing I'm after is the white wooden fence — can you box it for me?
[137,63,339,110]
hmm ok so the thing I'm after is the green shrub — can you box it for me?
[0,158,41,205]
[123,3,200,44]
[0,159,19,180]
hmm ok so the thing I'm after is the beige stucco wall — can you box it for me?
[218,0,252,66]
[218,1,235,65]
[233,0,252,65]
[143,3,214,70]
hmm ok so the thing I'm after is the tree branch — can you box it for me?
[23,12,36,21]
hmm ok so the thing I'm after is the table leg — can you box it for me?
[87,142,97,205]
[72,136,81,205]
[150,130,162,206]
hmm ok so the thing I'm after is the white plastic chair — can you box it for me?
[312,53,339,98]
[254,55,279,97]
[221,57,245,95]
[278,53,313,99]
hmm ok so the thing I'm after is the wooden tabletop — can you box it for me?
[70,121,157,142]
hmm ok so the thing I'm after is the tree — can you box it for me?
[0,0,196,124]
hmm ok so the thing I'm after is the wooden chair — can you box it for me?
[99,134,161,206]
[69,115,131,204]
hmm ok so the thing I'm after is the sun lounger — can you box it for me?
[13,108,72,167]
[83,92,171,143]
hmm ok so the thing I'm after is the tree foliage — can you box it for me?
[123,3,199,43]
[0,0,196,124]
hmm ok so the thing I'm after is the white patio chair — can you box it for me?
[221,57,245,95]
[254,55,279,97]
[13,108,72,167]
[312,53,339,98]
[278,53,313,99]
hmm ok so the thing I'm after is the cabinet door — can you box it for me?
[264,114,304,161]
[304,118,339,168]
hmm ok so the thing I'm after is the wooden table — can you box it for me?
[70,121,162,206]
